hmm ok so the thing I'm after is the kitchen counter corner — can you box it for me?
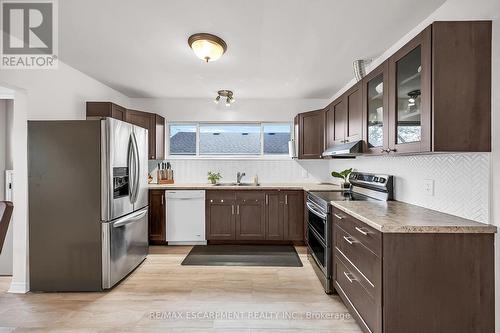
[331,200,497,234]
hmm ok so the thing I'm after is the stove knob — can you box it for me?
[373,177,379,182]
[379,178,386,183]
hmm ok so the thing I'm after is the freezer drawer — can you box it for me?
[102,207,148,289]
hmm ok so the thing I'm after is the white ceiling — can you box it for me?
[59,0,445,99]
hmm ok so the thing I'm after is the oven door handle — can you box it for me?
[306,202,327,220]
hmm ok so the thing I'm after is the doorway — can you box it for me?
[0,98,14,275]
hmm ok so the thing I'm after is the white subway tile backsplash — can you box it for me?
[149,153,490,224]
[328,153,490,223]
[149,159,331,184]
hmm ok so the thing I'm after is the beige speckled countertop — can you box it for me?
[331,200,496,234]
[148,182,341,192]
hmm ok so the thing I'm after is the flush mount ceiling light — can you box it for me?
[214,90,235,106]
[188,33,227,62]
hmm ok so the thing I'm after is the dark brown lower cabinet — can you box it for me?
[282,191,304,241]
[266,192,283,240]
[148,190,166,244]
[206,190,304,242]
[206,191,236,240]
[332,207,494,333]
[235,191,266,240]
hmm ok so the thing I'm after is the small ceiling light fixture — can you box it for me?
[214,90,235,106]
[188,33,227,62]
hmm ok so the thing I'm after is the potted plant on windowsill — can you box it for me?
[207,171,222,185]
[331,168,353,190]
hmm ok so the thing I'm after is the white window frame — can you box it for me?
[167,121,293,160]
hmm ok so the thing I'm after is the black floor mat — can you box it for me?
[181,245,303,267]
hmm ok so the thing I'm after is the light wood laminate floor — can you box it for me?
[0,246,362,332]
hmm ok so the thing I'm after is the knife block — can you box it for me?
[157,169,174,184]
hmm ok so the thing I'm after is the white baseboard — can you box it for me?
[8,281,28,294]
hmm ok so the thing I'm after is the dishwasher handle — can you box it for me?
[166,190,205,200]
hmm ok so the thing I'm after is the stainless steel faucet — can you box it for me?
[236,172,246,184]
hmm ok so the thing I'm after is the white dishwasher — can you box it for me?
[166,190,206,245]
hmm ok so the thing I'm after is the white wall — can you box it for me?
[130,97,328,122]
[0,61,131,292]
[1,62,129,120]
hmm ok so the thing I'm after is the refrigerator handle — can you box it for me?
[128,134,136,203]
[131,132,140,204]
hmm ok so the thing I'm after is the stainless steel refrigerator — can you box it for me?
[28,118,149,291]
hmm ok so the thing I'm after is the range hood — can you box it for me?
[322,140,362,158]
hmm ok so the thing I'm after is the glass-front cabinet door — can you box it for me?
[362,61,389,154]
[388,27,431,153]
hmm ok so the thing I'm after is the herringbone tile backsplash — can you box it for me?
[329,153,490,223]
[150,153,490,224]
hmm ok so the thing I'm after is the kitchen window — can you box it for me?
[168,122,292,157]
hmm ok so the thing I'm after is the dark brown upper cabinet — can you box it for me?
[325,82,363,151]
[151,114,165,160]
[297,109,325,159]
[345,83,363,143]
[125,109,151,129]
[86,102,126,121]
[362,61,389,155]
[86,102,165,160]
[326,98,346,147]
[386,21,491,154]
[388,26,432,154]
[126,110,165,160]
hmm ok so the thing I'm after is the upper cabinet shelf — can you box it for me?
[86,102,165,160]
[294,20,491,159]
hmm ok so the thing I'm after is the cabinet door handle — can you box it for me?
[344,271,356,283]
[355,226,369,236]
[334,213,343,220]
[265,194,268,205]
[381,149,388,153]
[285,195,288,205]
[388,148,397,153]
[232,205,234,215]
[237,205,240,215]
[161,194,164,206]
[343,236,356,245]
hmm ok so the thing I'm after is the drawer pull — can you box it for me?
[355,226,369,236]
[344,271,356,283]
[343,236,356,245]
[334,213,344,220]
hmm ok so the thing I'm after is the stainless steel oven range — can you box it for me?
[306,172,393,294]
